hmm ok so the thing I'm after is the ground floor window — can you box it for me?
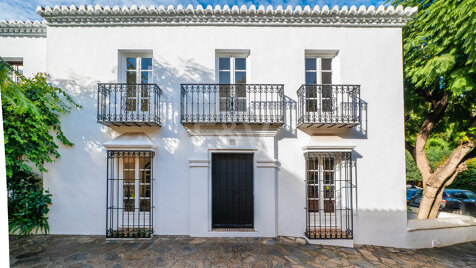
[305,151,354,239]
[106,150,154,238]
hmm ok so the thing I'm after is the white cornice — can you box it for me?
[36,4,417,27]
[0,20,46,37]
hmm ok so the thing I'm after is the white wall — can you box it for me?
[10,25,408,247]
[0,36,46,76]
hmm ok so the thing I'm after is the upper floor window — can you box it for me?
[218,57,247,84]
[305,57,333,112]
[7,60,23,83]
[305,57,332,85]
[126,57,152,84]
[217,55,248,112]
[120,52,153,112]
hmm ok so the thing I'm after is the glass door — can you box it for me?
[218,57,247,118]
[125,57,152,119]
[305,57,334,116]
[119,156,151,230]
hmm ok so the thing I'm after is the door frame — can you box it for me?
[208,150,257,231]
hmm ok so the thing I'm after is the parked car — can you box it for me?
[406,188,421,204]
[444,190,476,216]
[408,189,475,216]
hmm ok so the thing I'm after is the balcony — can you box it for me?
[297,84,360,129]
[181,84,284,125]
[97,83,162,126]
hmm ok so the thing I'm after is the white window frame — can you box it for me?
[117,156,152,226]
[215,50,250,113]
[118,51,153,113]
[305,52,337,113]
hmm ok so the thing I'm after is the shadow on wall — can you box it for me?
[351,100,368,139]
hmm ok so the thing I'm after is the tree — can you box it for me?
[392,0,476,219]
[1,57,79,234]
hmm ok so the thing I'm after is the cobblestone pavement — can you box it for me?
[9,235,476,267]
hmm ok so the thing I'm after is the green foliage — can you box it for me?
[8,166,52,235]
[1,57,79,177]
[448,159,476,193]
[406,150,422,181]
[1,57,79,235]
[392,0,476,146]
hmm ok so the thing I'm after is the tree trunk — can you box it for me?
[417,184,438,219]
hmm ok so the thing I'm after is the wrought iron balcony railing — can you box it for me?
[181,84,284,124]
[297,84,360,128]
[97,83,162,126]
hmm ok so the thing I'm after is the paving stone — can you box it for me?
[8,235,476,267]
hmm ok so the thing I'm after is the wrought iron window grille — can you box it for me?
[97,83,162,126]
[106,150,155,239]
[304,151,355,239]
[181,84,284,124]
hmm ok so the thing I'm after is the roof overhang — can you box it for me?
[36,4,418,27]
[0,20,46,37]
[302,136,355,152]
[103,132,156,150]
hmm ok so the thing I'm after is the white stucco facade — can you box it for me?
[1,4,448,248]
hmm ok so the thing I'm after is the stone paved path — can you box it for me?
[9,235,476,267]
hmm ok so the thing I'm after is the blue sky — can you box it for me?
[0,0,387,21]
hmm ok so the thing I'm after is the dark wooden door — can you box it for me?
[212,153,253,229]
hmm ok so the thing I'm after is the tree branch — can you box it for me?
[459,148,476,165]
[432,140,475,185]
[415,92,449,179]
[444,161,469,187]
[405,141,416,160]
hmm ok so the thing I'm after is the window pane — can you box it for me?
[219,58,230,70]
[140,158,151,183]
[324,200,335,213]
[140,185,150,198]
[235,71,246,84]
[307,159,318,170]
[308,186,319,198]
[306,72,317,85]
[140,199,150,212]
[219,71,230,84]
[126,71,136,84]
[124,199,135,212]
[324,172,334,184]
[141,71,150,83]
[322,86,332,98]
[324,186,335,198]
[140,87,150,98]
[308,172,318,184]
[141,99,149,112]
[127,99,137,112]
[235,99,246,112]
[306,99,317,112]
[124,171,135,183]
[324,158,335,170]
[235,58,246,70]
[308,199,319,212]
[235,85,246,97]
[321,58,332,70]
[141,58,152,70]
[219,85,231,97]
[124,157,135,169]
[126,58,137,70]
[322,72,332,84]
[322,100,333,112]
[124,185,135,197]
[306,87,317,98]
[219,99,231,111]
[305,58,316,71]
